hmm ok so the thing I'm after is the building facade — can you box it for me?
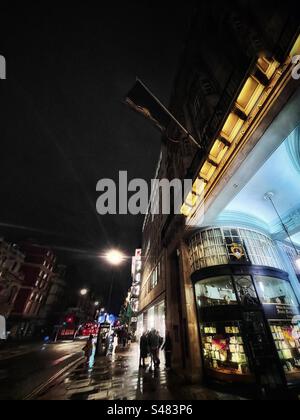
[139,1,300,395]
[9,242,56,338]
[39,265,67,328]
[0,239,25,319]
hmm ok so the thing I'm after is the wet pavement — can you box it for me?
[0,340,84,400]
[39,344,245,400]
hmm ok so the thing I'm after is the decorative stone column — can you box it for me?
[177,240,203,383]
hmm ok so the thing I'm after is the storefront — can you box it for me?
[190,227,300,394]
[138,299,166,339]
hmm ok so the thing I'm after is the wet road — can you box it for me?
[39,344,244,401]
[0,341,85,400]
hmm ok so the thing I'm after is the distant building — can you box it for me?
[0,238,25,318]
[9,242,56,338]
[39,265,67,326]
[119,250,143,335]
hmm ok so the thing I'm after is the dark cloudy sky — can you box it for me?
[0,2,194,313]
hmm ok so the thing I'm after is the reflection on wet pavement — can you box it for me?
[40,344,244,400]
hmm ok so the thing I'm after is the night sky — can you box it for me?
[0,3,194,313]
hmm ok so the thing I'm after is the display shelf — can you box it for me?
[201,322,250,376]
[269,322,300,376]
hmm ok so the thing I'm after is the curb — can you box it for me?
[23,356,85,400]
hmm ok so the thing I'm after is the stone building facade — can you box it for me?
[139,1,300,395]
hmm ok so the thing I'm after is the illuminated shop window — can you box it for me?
[195,276,238,308]
[270,320,300,383]
[239,229,283,270]
[281,243,300,274]
[254,276,299,306]
[190,229,228,271]
[149,266,158,291]
[234,276,260,306]
[200,322,251,377]
[189,227,283,272]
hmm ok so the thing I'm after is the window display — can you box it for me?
[269,321,300,382]
[200,322,251,377]
[195,276,237,307]
[234,276,260,306]
[255,276,299,306]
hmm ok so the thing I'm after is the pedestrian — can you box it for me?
[128,331,132,348]
[139,332,149,368]
[122,329,128,348]
[148,329,162,371]
[83,335,94,363]
[162,332,173,370]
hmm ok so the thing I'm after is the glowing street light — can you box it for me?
[79,288,88,297]
[94,301,100,307]
[104,249,126,266]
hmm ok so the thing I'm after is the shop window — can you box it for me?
[239,229,283,270]
[189,227,283,273]
[195,276,238,308]
[149,267,158,291]
[189,228,228,271]
[255,276,299,306]
[234,276,259,306]
[281,243,299,275]
[200,322,251,377]
[270,320,300,383]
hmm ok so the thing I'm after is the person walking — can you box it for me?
[162,332,173,370]
[139,332,149,368]
[148,329,162,372]
[83,335,94,363]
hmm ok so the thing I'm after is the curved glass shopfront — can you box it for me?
[189,228,300,391]
[189,227,285,272]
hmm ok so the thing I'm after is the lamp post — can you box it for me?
[264,192,299,266]
[104,250,126,311]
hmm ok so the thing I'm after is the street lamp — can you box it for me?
[94,301,100,307]
[264,192,300,270]
[104,249,126,266]
[80,288,88,297]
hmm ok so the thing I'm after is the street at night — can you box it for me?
[1,0,300,408]
[0,340,84,400]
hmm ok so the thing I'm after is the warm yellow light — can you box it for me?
[200,161,217,182]
[209,139,229,165]
[105,249,125,266]
[291,35,300,56]
[181,203,193,217]
[221,113,244,144]
[236,76,264,116]
[258,57,280,79]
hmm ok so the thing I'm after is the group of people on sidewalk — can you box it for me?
[140,329,172,372]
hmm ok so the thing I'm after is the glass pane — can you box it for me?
[255,276,299,306]
[270,320,300,384]
[200,321,252,377]
[234,276,260,306]
[195,276,237,308]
